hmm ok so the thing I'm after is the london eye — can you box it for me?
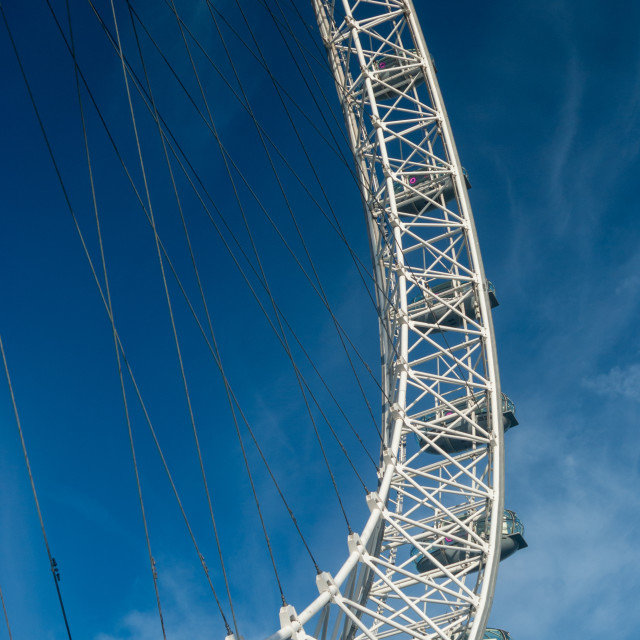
[0,2,528,640]
[266,3,527,640]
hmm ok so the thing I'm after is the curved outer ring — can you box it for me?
[267,3,504,640]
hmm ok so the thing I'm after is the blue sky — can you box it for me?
[1,1,640,639]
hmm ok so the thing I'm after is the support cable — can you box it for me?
[80,2,476,464]
[215,0,381,446]
[210,0,405,441]
[41,3,379,583]
[284,0,328,61]
[198,1,354,172]
[127,5,240,634]
[10,0,305,618]
[127,3,382,460]
[52,0,378,513]
[233,397,322,574]
[0,581,13,640]
[201,0,403,385]
[0,338,73,640]
[211,353,290,604]
[256,0,351,152]
[91,0,386,443]
[255,0,331,75]
[199,2,408,423]
[167,0,353,533]
[13,0,231,631]
[20,0,234,629]
[64,1,168,636]
[205,1,370,491]
[115,292,323,577]
[216,0,376,300]
[284,5,490,417]
[108,0,234,632]
[117,0,343,561]
[222,0,412,415]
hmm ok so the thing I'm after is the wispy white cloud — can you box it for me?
[94,565,225,640]
[548,50,585,235]
[91,556,307,640]
[498,1,640,293]
[582,363,640,402]
[491,403,640,639]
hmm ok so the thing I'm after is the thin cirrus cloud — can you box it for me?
[92,561,283,640]
[491,394,640,640]
[582,364,640,402]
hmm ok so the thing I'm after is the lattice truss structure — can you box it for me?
[267,3,505,640]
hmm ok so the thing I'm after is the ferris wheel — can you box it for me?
[265,3,527,640]
[0,2,527,638]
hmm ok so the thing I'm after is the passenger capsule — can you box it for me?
[410,509,528,574]
[415,391,518,454]
[409,279,498,331]
[459,627,512,640]
[484,630,511,640]
[474,509,527,562]
[394,169,471,214]
[372,49,425,101]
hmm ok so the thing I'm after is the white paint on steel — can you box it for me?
[268,2,506,640]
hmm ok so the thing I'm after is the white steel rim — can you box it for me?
[268,3,505,640]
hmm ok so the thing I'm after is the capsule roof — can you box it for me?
[414,391,519,454]
[409,509,528,574]
[484,629,511,640]
[475,509,527,539]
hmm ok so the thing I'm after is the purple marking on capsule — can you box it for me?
[445,537,453,543]
[379,61,386,69]
[409,176,417,184]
